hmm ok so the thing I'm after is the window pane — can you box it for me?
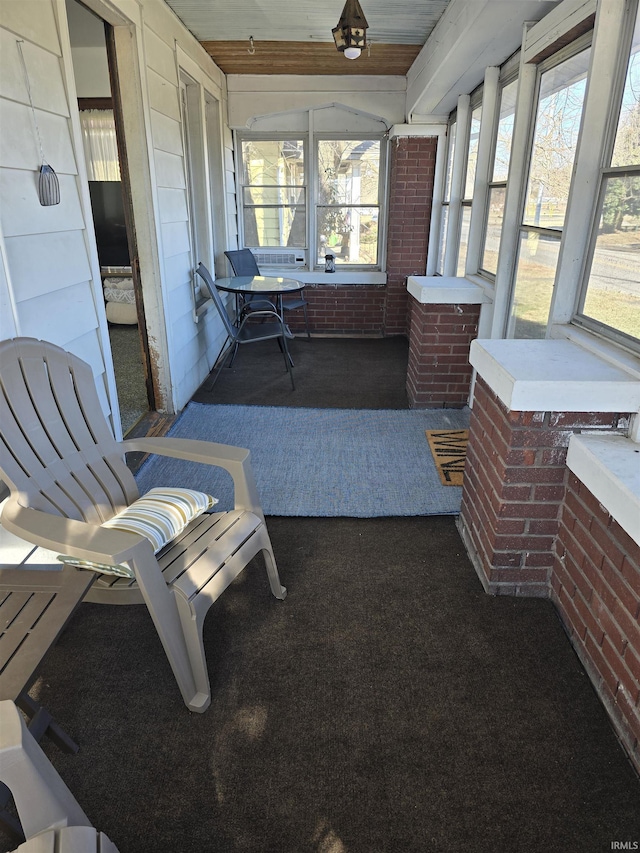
[456,206,471,276]
[444,122,457,201]
[242,140,305,248]
[523,49,591,229]
[464,106,482,199]
[243,186,305,207]
[317,206,379,265]
[612,6,640,168]
[510,232,560,338]
[582,175,640,339]
[437,206,449,275]
[492,80,518,182]
[481,186,505,275]
[317,140,380,206]
[241,140,304,186]
[243,205,306,248]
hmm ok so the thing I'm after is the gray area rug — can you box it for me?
[135,403,470,516]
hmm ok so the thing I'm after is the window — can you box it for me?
[457,104,482,276]
[317,140,381,266]
[238,133,384,270]
[577,5,640,345]
[240,139,306,249]
[481,78,518,277]
[436,118,457,275]
[508,43,591,338]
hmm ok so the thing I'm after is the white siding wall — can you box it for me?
[0,0,234,421]
[138,6,232,407]
[0,0,116,425]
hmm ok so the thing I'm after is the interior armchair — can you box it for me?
[224,248,310,339]
[0,337,287,714]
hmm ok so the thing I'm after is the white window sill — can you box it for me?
[407,275,490,304]
[566,434,640,547]
[260,270,387,285]
[469,338,640,413]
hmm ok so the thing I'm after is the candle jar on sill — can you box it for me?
[325,253,335,273]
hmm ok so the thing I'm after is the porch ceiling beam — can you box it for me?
[406,0,561,121]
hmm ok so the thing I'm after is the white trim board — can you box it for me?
[470,339,640,413]
[566,434,640,547]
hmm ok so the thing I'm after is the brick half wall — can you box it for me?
[285,285,386,336]
[406,300,479,408]
[552,473,640,771]
[458,376,631,597]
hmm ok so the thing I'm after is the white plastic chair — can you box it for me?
[0,338,287,714]
[0,700,120,851]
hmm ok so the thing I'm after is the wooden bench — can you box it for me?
[0,563,95,844]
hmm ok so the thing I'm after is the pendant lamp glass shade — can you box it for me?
[332,0,368,58]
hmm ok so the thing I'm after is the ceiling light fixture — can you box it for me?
[332,0,368,60]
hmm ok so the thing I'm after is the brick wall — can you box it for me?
[285,285,386,336]
[283,136,438,338]
[385,137,438,335]
[552,474,640,770]
[406,300,480,408]
[458,377,631,597]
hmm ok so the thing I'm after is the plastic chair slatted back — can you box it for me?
[0,339,138,524]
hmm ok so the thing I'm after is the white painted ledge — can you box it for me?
[263,271,387,285]
[566,434,640,547]
[470,339,640,413]
[407,276,489,304]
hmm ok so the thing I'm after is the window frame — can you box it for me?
[236,130,388,272]
[478,61,520,282]
[571,3,640,351]
[504,31,594,339]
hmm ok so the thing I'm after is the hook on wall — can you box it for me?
[247,36,255,55]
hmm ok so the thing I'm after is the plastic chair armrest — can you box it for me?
[121,437,264,519]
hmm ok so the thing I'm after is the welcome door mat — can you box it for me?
[136,403,470,517]
[425,429,469,486]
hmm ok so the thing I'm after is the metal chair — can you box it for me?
[197,262,295,389]
[0,337,287,714]
[224,249,311,339]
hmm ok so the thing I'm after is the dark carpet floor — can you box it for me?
[193,336,410,409]
[9,337,639,853]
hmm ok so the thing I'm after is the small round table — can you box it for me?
[214,275,305,320]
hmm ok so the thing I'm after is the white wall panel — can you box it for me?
[0,33,69,116]
[4,231,91,299]
[0,101,77,173]
[151,109,184,156]
[0,170,84,236]
[154,149,187,189]
[144,26,179,84]
[163,250,192,290]
[147,67,181,121]
[161,220,191,258]
[18,281,97,343]
[0,0,61,55]
[157,186,189,223]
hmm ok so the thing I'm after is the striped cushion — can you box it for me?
[57,488,218,578]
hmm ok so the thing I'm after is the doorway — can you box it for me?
[66,0,153,434]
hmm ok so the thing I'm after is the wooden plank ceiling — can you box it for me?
[164,0,451,75]
[200,41,423,76]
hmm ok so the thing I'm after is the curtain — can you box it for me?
[80,110,121,181]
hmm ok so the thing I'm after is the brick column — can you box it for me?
[552,473,640,771]
[458,377,631,597]
[406,300,480,408]
[384,137,437,335]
